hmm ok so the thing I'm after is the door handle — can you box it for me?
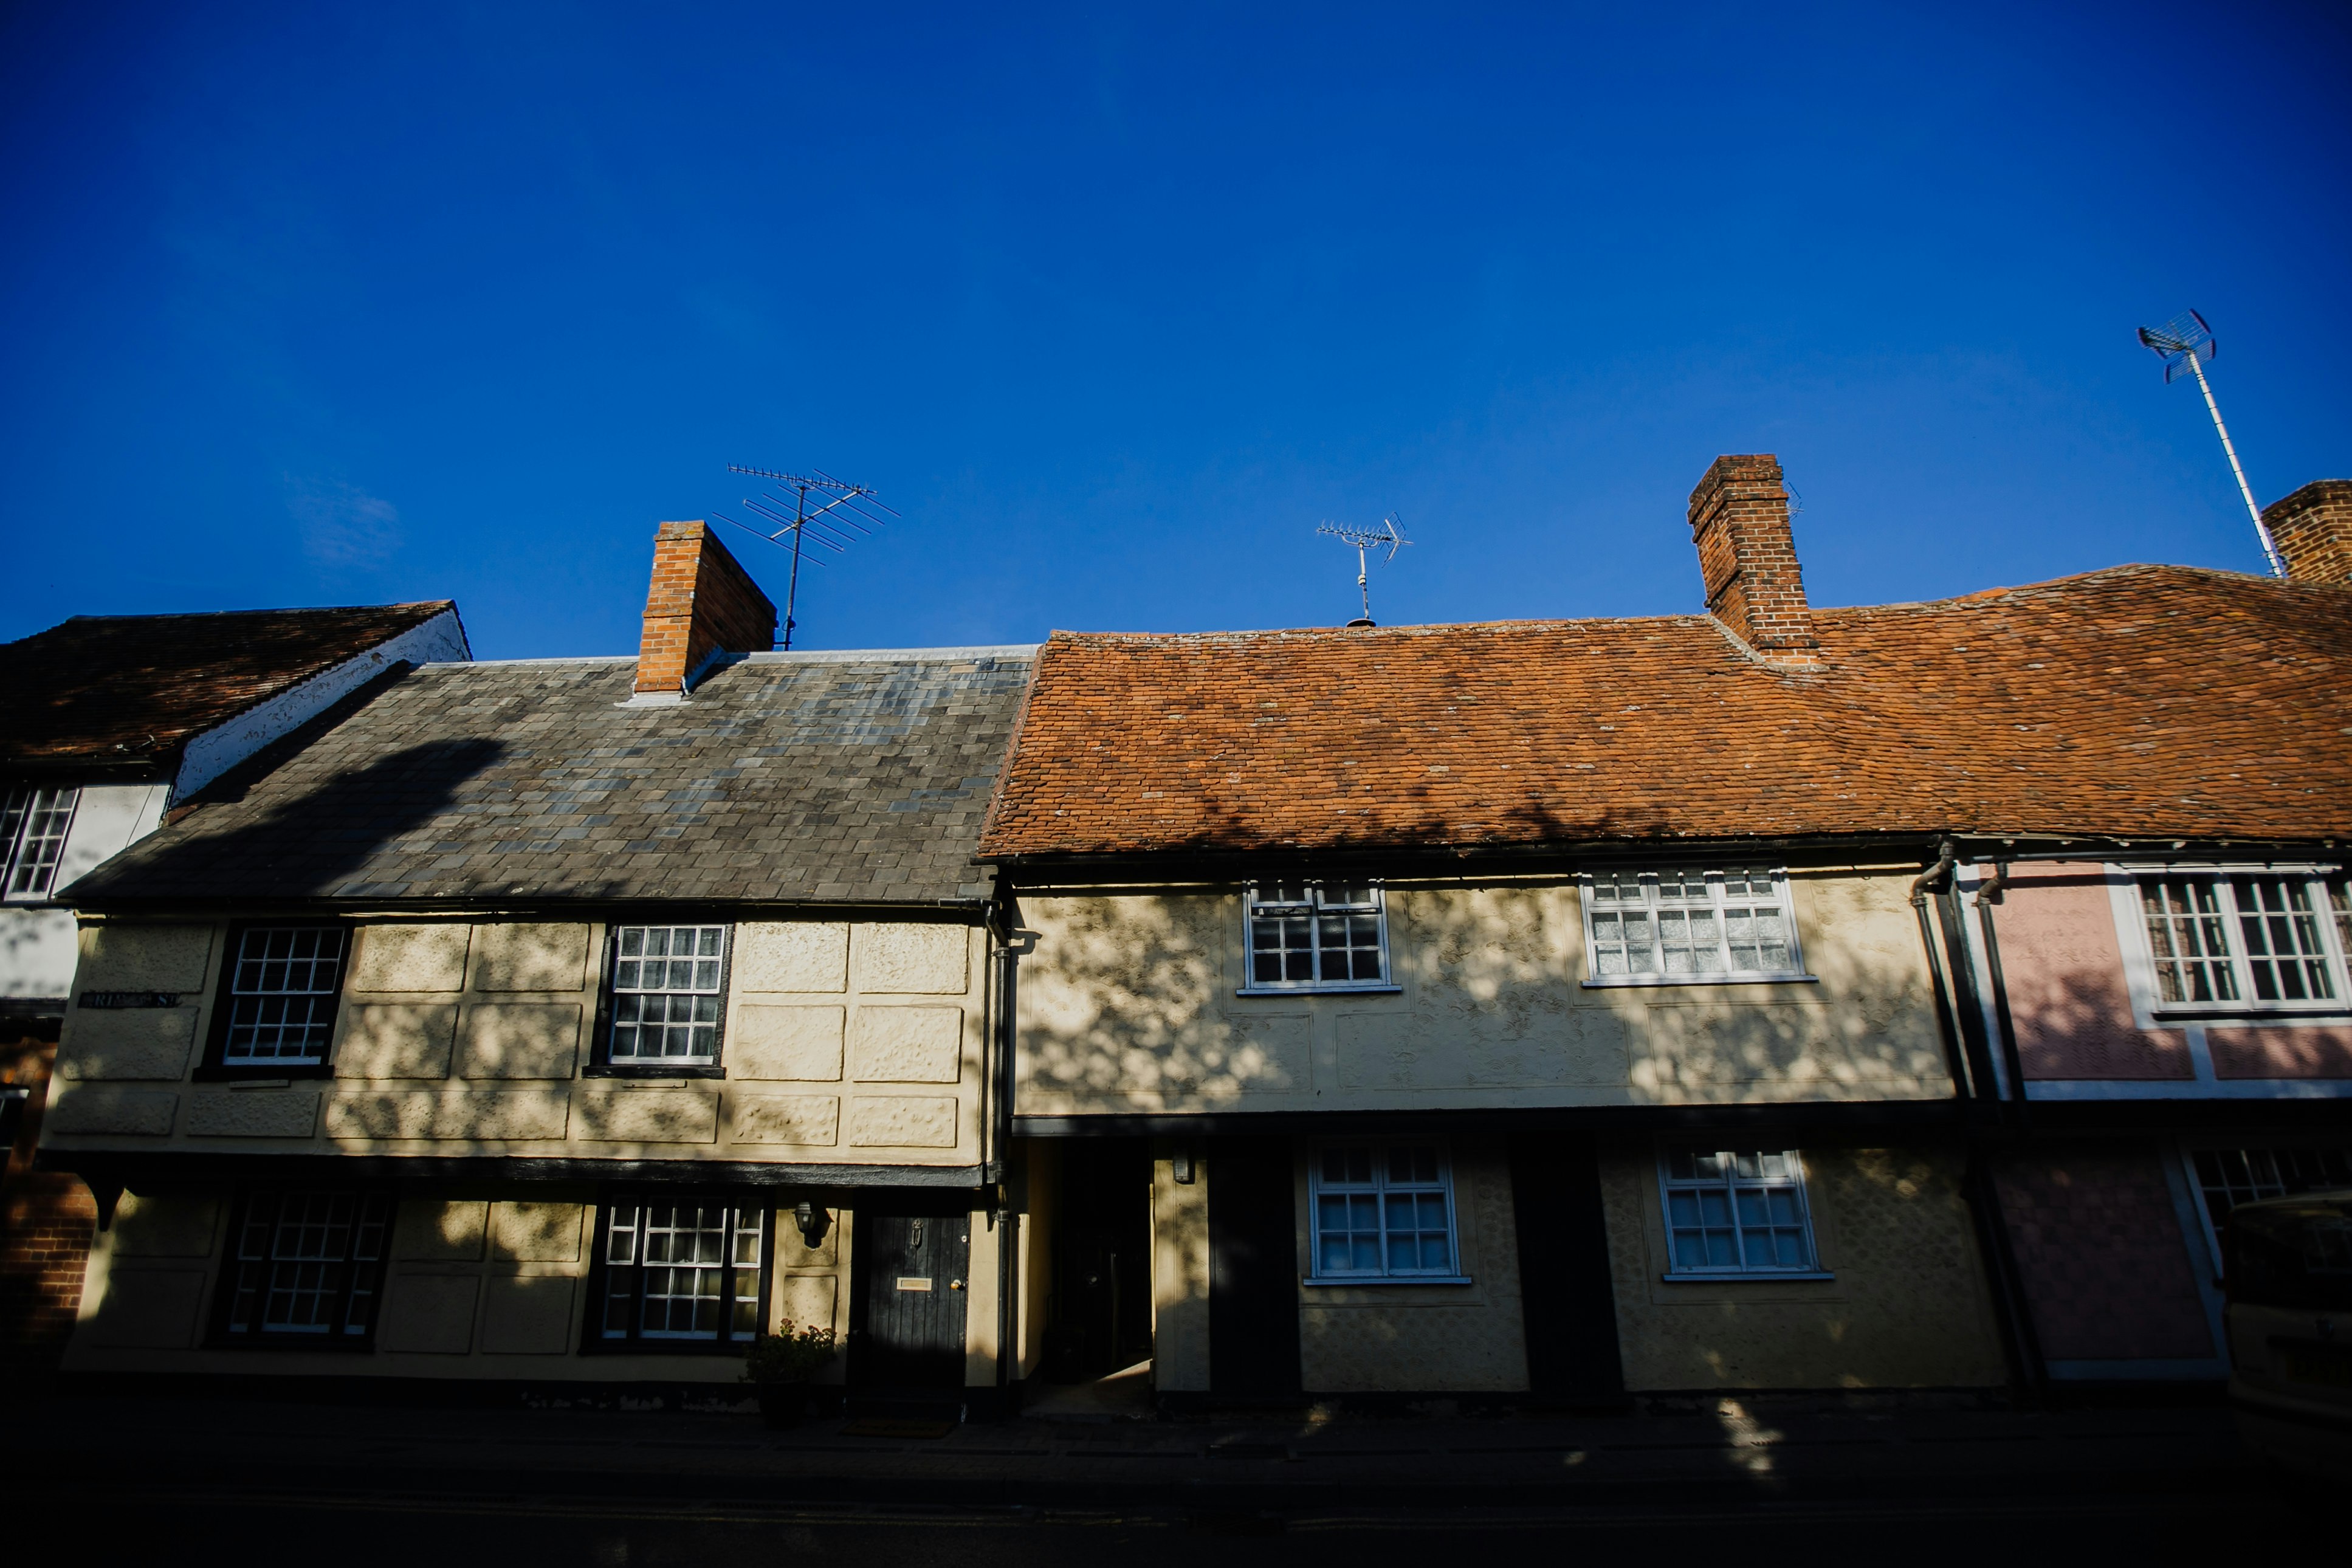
[949,1279,965,1290]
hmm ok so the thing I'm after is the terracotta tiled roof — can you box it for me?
[979,565,2352,858]
[0,603,459,772]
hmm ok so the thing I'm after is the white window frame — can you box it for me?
[2181,1143,2352,1277]
[2125,867,2351,1021]
[1580,866,1810,987]
[597,1199,770,1344]
[1304,1142,1470,1285]
[1,786,80,901]
[1656,1147,1834,1281]
[1238,881,1397,995]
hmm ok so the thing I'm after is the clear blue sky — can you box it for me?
[4,3,2346,658]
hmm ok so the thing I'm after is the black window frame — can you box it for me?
[206,1185,395,1351]
[196,918,355,1081]
[583,1193,774,1354]
[586,918,735,1080]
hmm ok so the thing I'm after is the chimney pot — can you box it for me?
[2262,481,2352,586]
[1687,454,1818,663]
[633,520,778,697]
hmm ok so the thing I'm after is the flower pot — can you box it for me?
[756,1383,811,1429]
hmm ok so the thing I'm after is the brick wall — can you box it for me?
[1,1023,94,1380]
[633,520,779,695]
[2263,479,2352,586]
[1686,453,1820,662]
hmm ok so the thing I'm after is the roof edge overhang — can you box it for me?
[1,754,179,783]
[63,892,1002,921]
[983,830,2349,884]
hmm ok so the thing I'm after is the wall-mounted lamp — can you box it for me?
[1171,1146,1195,1185]
[794,1200,831,1247]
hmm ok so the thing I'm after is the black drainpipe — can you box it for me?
[1973,861,2032,1117]
[1911,841,2046,1403]
[1909,842,1972,1098]
[986,892,1025,1413]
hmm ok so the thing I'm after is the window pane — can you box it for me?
[2141,879,2237,1003]
[3,788,78,897]
[223,927,346,1064]
[2233,878,2334,1004]
[1663,1150,1815,1275]
[609,927,727,1061]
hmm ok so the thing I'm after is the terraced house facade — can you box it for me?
[982,457,2352,1407]
[40,523,1038,1411]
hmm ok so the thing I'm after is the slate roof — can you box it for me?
[71,648,1036,906]
[980,565,2352,858]
[0,603,459,774]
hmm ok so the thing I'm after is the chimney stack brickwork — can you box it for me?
[634,520,778,696]
[2262,480,2352,586]
[1687,453,1819,662]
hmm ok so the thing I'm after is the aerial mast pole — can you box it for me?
[714,466,899,650]
[1315,515,1412,627]
[2138,310,2283,577]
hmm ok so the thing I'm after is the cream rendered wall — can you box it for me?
[1295,1135,1530,1393]
[43,916,991,1171]
[64,1188,861,1383]
[1598,1139,2007,1391]
[1016,870,1949,1117]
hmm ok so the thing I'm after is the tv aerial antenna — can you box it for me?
[2137,310,2282,577]
[1315,514,1411,627]
[712,466,899,649]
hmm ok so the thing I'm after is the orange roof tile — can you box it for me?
[980,565,2352,858]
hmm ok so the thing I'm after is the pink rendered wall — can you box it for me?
[1994,864,2192,1081]
[2207,1024,2352,1078]
[1992,1144,2216,1362]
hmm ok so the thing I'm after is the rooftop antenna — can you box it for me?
[1315,514,1411,627]
[712,466,899,649]
[2137,309,2283,577]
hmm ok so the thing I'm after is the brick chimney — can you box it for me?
[2261,480,2352,586]
[633,520,777,700]
[1687,453,1818,663]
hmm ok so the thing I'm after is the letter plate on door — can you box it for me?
[895,1276,934,1291]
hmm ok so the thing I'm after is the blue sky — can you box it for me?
[3,3,2346,658]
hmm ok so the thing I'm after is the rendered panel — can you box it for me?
[335,1003,458,1079]
[454,1003,582,1079]
[732,1005,845,1081]
[350,925,471,994]
[57,1008,199,1080]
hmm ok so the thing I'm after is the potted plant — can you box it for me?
[741,1320,838,1428]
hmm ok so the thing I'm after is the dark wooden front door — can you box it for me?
[1046,1139,1154,1381]
[1208,1135,1302,1397]
[854,1209,971,1388]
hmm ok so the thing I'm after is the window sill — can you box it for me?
[1660,1270,1836,1283]
[1581,973,1815,989]
[1236,985,1402,998]
[208,1335,380,1352]
[585,1336,754,1355]
[1302,1274,1474,1287]
[583,1063,727,1080]
[2151,1006,2351,1025]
